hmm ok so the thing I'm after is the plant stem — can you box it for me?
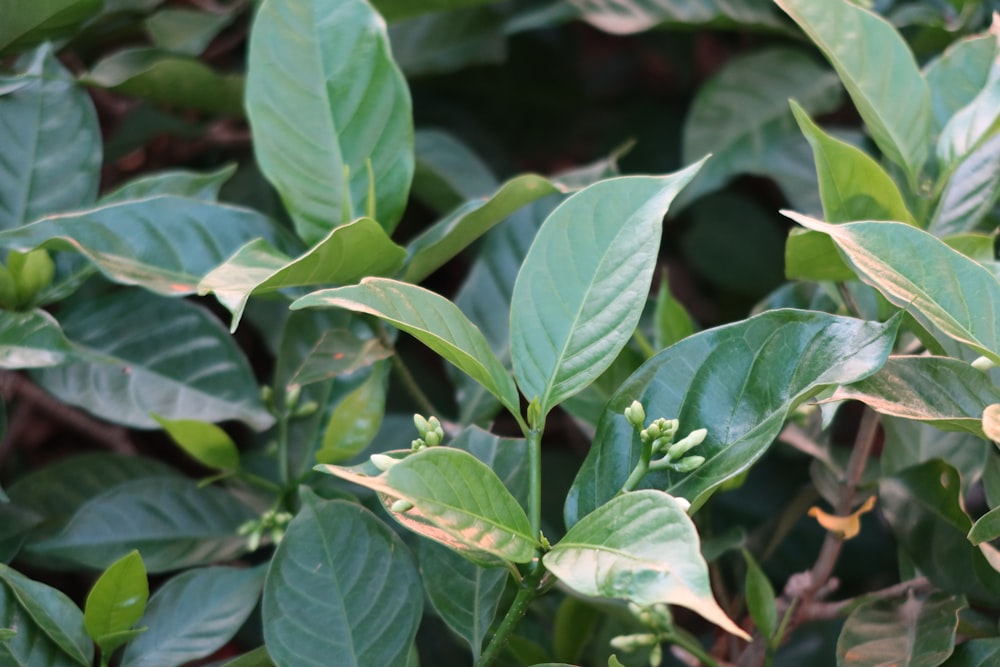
[527,427,542,539]
[621,433,653,493]
[633,328,657,359]
[372,321,439,417]
[277,411,289,487]
[666,627,724,667]
[476,562,547,667]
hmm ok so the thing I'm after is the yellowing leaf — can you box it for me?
[808,495,877,539]
[983,403,1000,443]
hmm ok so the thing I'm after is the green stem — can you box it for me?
[476,563,547,667]
[372,321,439,417]
[633,328,656,360]
[664,628,724,667]
[527,427,542,539]
[620,434,653,494]
[277,411,289,487]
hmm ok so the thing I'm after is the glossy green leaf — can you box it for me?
[401,174,562,284]
[567,310,898,521]
[833,356,1000,438]
[319,447,537,564]
[837,592,964,667]
[567,0,785,34]
[743,550,777,641]
[84,550,148,655]
[785,229,856,282]
[246,0,413,242]
[945,638,1000,666]
[119,566,265,667]
[418,540,506,661]
[390,7,507,77]
[880,460,1000,604]
[263,499,421,667]
[969,506,1000,546]
[788,213,1000,364]
[791,101,916,225]
[32,290,271,430]
[220,646,276,667]
[653,274,694,351]
[293,277,521,419]
[143,8,234,56]
[452,426,531,510]
[553,597,600,664]
[29,477,254,573]
[152,416,241,470]
[923,30,999,133]
[0,582,80,667]
[776,0,931,181]
[0,564,91,666]
[0,196,283,297]
[0,503,40,564]
[544,490,748,639]
[315,364,387,464]
[881,418,986,495]
[931,132,1000,236]
[101,165,236,204]
[411,128,496,214]
[199,217,406,331]
[0,0,100,54]
[680,48,841,209]
[83,48,244,116]
[0,46,101,230]
[937,74,1000,169]
[0,309,78,369]
[511,165,703,418]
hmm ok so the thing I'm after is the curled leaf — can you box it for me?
[808,495,877,539]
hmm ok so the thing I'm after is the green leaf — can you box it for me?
[246,0,413,242]
[0,0,101,53]
[969,506,1000,546]
[199,217,406,331]
[0,309,78,369]
[931,132,1000,236]
[785,229,856,282]
[566,0,785,34]
[401,174,562,284]
[315,364,387,464]
[0,582,81,667]
[543,490,748,639]
[390,7,507,78]
[553,598,600,664]
[151,416,241,470]
[411,128,497,213]
[787,213,1000,364]
[143,8,234,56]
[220,646,276,667]
[0,196,284,297]
[923,30,999,134]
[880,460,1000,605]
[937,74,1000,170]
[119,566,265,667]
[510,164,703,418]
[263,499,422,667]
[32,290,272,430]
[0,564,92,666]
[292,277,521,420]
[566,310,898,521]
[29,477,254,573]
[775,0,931,182]
[653,274,694,351]
[680,48,841,208]
[837,592,965,667]
[82,48,244,116]
[944,638,1000,666]
[832,356,1000,438]
[743,550,777,641]
[0,45,101,230]
[319,447,537,565]
[452,426,531,510]
[418,540,506,661]
[84,550,148,656]
[790,101,916,225]
[881,417,987,496]
[101,165,236,204]
[0,503,41,564]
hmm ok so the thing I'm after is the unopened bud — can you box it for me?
[411,438,426,451]
[284,384,302,410]
[973,356,995,372]
[624,400,646,429]
[413,414,429,436]
[370,453,398,472]
[666,428,707,459]
[391,499,415,513]
[672,455,705,472]
[610,633,657,651]
[424,430,442,447]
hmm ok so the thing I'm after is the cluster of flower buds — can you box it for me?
[238,508,293,551]
[412,414,444,450]
[260,384,318,419]
[609,603,674,666]
[625,400,707,473]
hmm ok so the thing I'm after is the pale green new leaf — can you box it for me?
[0,196,283,297]
[263,499,421,667]
[32,290,272,430]
[246,0,413,242]
[152,416,241,471]
[0,0,100,53]
[923,29,1000,133]
[401,174,562,284]
[319,447,537,565]
[315,364,387,465]
[199,217,406,331]
[837,593,965,667]
[790,101,916,225]
[543,490,748,639]
[787,212,1000,364]
[937,74,1000,169]
[0,45,101,230]
[832,356,1000,438]
[511,164,703,418]
[775,0,931,181]
[292,277,521,419]
[84,551,148,655]
[101,165,236,204]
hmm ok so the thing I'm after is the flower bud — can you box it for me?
[391,499,415,513]
[624,400,646,429]
[413,414,429,436]
[972,356,995,372]
[0,264,16,310]
[370,453,398,472]
[666,428,706,459]
[292,400,319,418]
[411,438,426,451]
[610,633,657,651]
[424,430,442,447]
[672,455,705,473]
[10,249,54,308]
[428,416,441,431]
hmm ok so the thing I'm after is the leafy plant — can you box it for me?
[1,0,999,666]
